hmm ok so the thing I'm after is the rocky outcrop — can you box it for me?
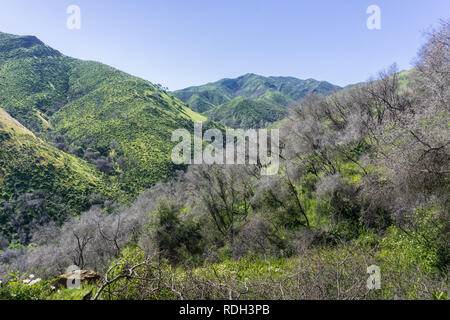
[54,270,101,288]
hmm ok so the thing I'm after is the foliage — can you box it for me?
[0,22,449,301]
[0,31,207,241]
[0,273,52,300]
[173,73,342,126]
[206,94,289,129]
[0,108,120,243]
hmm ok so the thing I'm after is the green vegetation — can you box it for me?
[3,223,446,300]
[0,22,449,301]
[0,31,208,241]
[50,60,200,194]
[0,31,205,194]
[206,92,290,128]
[173,73,342,127]
[0,108,120,243]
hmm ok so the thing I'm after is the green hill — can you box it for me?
[0,108,120,242]
[206,91,291,128]
[0,31,208,241]
[173,73,342,127]
[0,31,206,196]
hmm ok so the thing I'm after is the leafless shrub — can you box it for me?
[185,165,256,244]
[231,217,278,258]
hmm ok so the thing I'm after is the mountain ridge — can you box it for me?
[172,73,342,128]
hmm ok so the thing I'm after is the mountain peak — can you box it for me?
[0,32,60,58]
[240,72,260,78]
[174,73,342,112]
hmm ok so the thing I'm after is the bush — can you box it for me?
[0,273,52,300]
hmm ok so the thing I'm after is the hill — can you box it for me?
[172,73,342,127]
[0,31,206,196]
[205,91,291,128]
[0,108,120,243]
[0,31,208,241]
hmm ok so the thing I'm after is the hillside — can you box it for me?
[0,31,209,241]
[172,73,342,127]
[205,91,291,128]
[0,20,448,302]
[0,108,120,243]
[0,31,206,196]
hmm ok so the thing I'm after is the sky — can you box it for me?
[0,0,448,90]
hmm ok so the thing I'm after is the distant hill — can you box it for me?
[205,92,291,129]
[172,73,342,128]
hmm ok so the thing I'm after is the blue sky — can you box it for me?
[0,0,448,90]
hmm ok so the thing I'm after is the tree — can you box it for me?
[186,165,256,244]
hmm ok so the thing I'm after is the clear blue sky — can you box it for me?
[0,0,448,90]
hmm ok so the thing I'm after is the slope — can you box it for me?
[0,31,206,196]
[173,73,343,112]
[206,91,291,128]
[0,108,119,243]
[173,73,342,128]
